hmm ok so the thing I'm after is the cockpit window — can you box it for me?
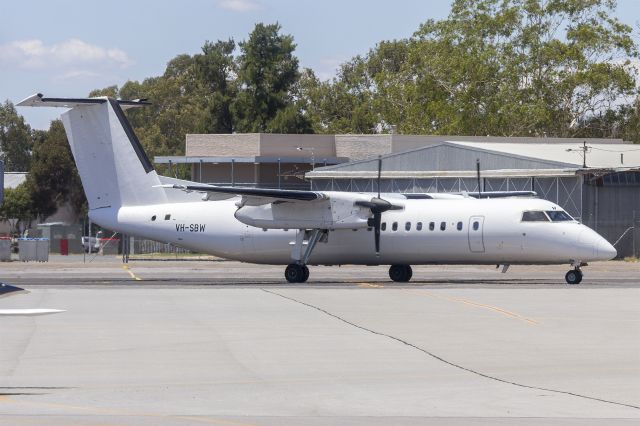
[522,211,549,222]
[546,211,573,222]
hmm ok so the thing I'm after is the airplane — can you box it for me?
[18,93,617,285]
[0,283,64,316]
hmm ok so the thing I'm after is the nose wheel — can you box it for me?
[285,263,310,283]
[565,268,583,285]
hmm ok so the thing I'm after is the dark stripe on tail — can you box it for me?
[108,98,154,174]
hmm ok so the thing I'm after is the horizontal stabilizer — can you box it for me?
[17,93,151,110]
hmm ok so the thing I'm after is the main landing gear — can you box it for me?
[565,267,583,285]
[285,263,310,283]
[389,264,413,282]
[284,229,326,283]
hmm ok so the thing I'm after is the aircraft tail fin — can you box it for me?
[18,93,168,210]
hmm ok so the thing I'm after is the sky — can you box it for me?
[1,0,639,129]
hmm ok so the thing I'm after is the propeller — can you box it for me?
[354,156,402,256]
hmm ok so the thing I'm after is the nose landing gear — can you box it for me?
[565,268,583,285]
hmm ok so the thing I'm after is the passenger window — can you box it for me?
[151,215,156,221]
[416,222,423,231]
[546,211,573,222]
[381,222,387,231]
[429,222,435,231]
[405,222,411,231]
[164,214,171,220]
[392,222,398,231]
[457,221,463,231]
[473,221,479,231]
[440,222,446,231]
[522,211,549,222]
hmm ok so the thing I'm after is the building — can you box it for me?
[155,133,348,189]
[155,135,624,189]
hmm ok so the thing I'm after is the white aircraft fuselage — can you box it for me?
[96,196,614,266]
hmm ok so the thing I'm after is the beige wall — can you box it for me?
[335,135,392,161]
[259,134,335,158]
[186,134,260,156]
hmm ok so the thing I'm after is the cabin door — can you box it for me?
[468,216,485,253]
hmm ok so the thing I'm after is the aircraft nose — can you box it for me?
[597,239,617,260]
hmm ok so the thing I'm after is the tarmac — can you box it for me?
[0,255,639,425]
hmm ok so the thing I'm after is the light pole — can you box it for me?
[296,146,315,170]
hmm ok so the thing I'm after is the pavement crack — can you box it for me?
[261,288,640,412]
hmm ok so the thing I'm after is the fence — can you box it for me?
[132,238,192,255]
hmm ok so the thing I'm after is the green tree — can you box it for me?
[0,183,34,233]
[233,23,311,133]
[0,101,32,171]
[194,39,237,133]
[403,0,638,136]
[26,121,86,219]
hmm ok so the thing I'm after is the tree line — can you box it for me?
[1,0,639,229]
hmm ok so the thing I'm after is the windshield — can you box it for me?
[522,211,549,222]
[546,210,574,222]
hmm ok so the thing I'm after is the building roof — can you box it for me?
[4,172,27,189]
[453,142,640,169]
[306,141,640,179]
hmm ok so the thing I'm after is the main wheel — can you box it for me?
[565,269,582,285]
[301,265,310,282]
[389,264,412,282]
[285,264,307,283]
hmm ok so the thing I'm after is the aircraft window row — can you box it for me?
[379,221,466,232]
[522,210,574,222]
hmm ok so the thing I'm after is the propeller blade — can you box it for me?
[373,212,381,255]
[377,155,382,199]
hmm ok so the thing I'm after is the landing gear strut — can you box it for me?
[285,263,309,283]
[565,268,583,285]
[389,264,413,282]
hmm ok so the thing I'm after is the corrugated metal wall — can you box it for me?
[582,175,640,258]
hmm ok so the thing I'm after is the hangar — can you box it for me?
[307,141,640,258]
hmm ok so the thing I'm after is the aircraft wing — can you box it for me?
[158,184,325,205]
[160,184,388,229]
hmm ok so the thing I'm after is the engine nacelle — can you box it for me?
[234,192,373,229]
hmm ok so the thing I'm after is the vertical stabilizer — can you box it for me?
[18,94,168,209]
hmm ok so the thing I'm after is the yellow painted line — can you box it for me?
[409,289,539,325]
[122,265,142,281]
[0,395,257,426]
[357,282,384,288]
